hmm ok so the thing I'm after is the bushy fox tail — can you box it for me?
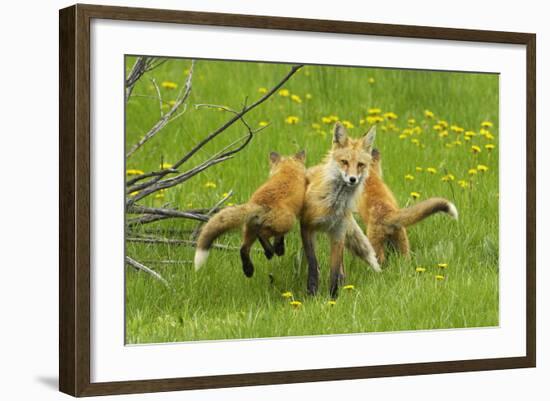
[345,216,381,272]
[388,198,458,228]
[194,204,261,270]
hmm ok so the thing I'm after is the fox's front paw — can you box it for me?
[274,237,285,256]
[369,257,382,272]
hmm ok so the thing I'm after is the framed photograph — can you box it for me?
[59,4,536,397]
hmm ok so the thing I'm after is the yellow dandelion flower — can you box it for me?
[222,192,230,198]
[451,125,464,133]
[458,180,469,188]
[437,263,448,269]
[468,168,478,175]
[408,118,416,126]
[477,164,489,172]
[160,162,173,170]
[435,275,445,281]
[281,291,293,298]
[368,108,381,115]
[484,132,495,140]
[161,81,177,89]
[415,267,426,273]
[399,134,408,139]
[368,77,375,84]
[413,126,422,135]
[426,167,437,174]
[329,115,340,122]
[381,126,388,132]
[424,110,435,119]
[204,181,217,188]
[411,138,420,145]
[433,124,442,131]
[410,192,421,199]
[416,167,423,172]
[366,115,384,124]
[465,130,477,138]
[321,116,332,124]
[438,120,449,129]
[289,300,302,308]
[130,191,139,196]
[305,93,313,100]
[328,300,337,306]
[383,112,398,120]
[285,116,299,125]
[359,119,366,125]
[227,202,235,206]
[278,89,290,97]
[481,121,493,128]
[441,174,455,182]
[471,145,481,153]
[311,123,321,130]
[168,100,177,107]
[342,284,355,290]
[453,140,462,146]
[485,144,495,151]
[404,174,415,181]
[291,94,302,104]
[439,130,449,138]
[259,121,269,127]
[126,169,145,176]
[258,87,268,94]
[342,120,355,129]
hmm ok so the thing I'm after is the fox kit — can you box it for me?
[194,150,307,277]
[357,148,458,263]
[301,123,380,298]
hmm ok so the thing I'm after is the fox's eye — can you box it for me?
[340,160,349,166]
[358,162,366,169]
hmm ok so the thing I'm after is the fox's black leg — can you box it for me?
[274,235,285,256]
[240,227,256,277]
[329,237,345,299]
[258,235,275,260]
[300,223,319,295]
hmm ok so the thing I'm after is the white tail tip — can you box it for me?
[447,202,458,220]
[194,249,209,271]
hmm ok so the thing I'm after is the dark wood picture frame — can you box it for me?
[59,3,536,397]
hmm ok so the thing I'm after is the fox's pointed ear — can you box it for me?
[269,151,281,164]
[362,125,376,152]
[333,122,348,147]
[294,150,306,162]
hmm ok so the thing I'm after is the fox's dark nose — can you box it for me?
[349,176,357,184]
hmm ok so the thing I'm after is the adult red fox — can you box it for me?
[301,123,380,298]
[357,148,458,263]
[194,151,307,278]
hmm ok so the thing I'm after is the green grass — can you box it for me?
[125,57,499,344]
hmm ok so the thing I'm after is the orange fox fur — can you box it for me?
[194,151,307,277]
[301,123,380,298]
[357,148,458,263]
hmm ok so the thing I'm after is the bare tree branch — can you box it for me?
[126,61,195,158]
[126,64,302,199]
[125,256,169,287]
[127,236,253,252]
[128,205,209,222]
[125,57,168,102]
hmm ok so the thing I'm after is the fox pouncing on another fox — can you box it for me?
[194,151,307,278]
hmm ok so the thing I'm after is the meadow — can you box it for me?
[125,57,499,344]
